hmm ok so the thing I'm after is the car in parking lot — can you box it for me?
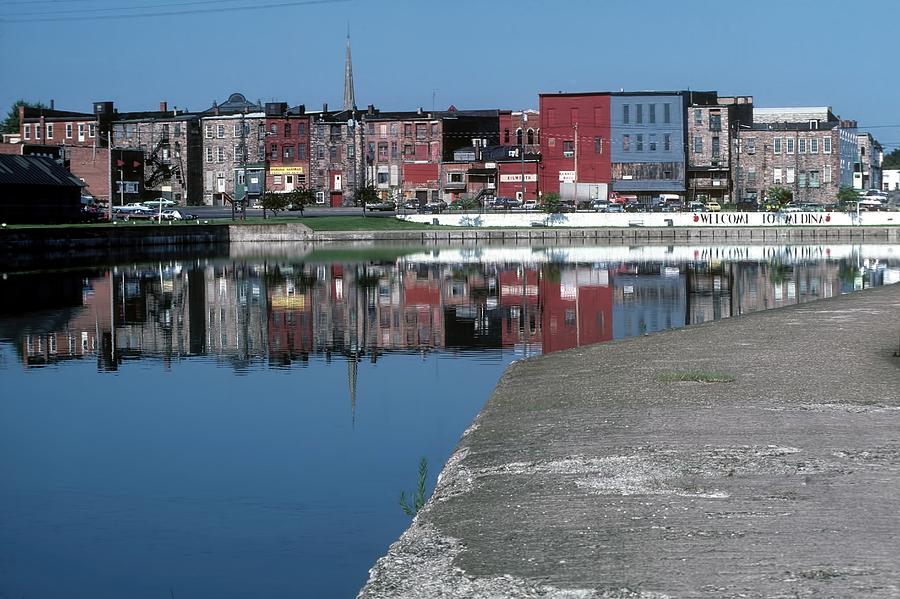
[490,197,521,210]
[160,209,197,221]
[603,203,624,213]
[705,201,722,212]
[420,200,447,214]
[522,199,538,211]
[591,199,609,212]
[142,198,177,209]
[113,206,155,220]
[365,200,396,211]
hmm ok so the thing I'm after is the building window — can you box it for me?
[284,146,293,160]
[270,123,277,135]
[415,124,426,140]
[747,168,756,183]
[217,147,225,162]
[664,103,671,124]
[233,144,241,160]
[649,134,657,151]
[648,104,656,124]
[798,138,806,154]
[317,145,325,160]
[823,136,832,153]
[391,141,398,159]
[23,124,30,140]
[516,128,523,146]
[664,133,671,151]
[46,124,53,139]
[504,128,510,143]
[403,143,413,156]
[774,168,782,184]
[299,123,306,136]
[787,137,795,154]
[810,138,819,154]
[233,124,241,136]
[448,172,464,183]
[35,124,41,139]
[636,104,643,124]
[798,171,807,187]
[378,142,388,161]
[88,124,95,137]
[284,123,291,137]
[78,124,85,140]
[174,123,181,136]
[746,137,756,154]
[694,109,702,125]
[808,170,820,188]
[347,144,355,158]
[622,134,630,152]
[693,135,703,154]
[330,145,338,159]
[709,112,721,131]
[711,136,720,157]
[563,140,574,157]
[270,143,277,159]
[66,123,73,138]
[404,123,412,137]
[824,165,832,183]
[786,167,795,184]
[217,125,225,138]
[273,175,282,185]
[623,104,629,124]
[431,123,439,137]
[528,129,535,145]
[206,147,213,162]
[594,136,603,154]
[298,143,306,159]
[774,138,782,154]
[205,124,213,138]
[636,134,643,152]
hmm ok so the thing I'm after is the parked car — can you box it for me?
[705,201,722,212]
[660,203,683,213]
[114,207,155,220]
[780,204,803,213]
[800,202,825,212]
[142,198,176,209]
[688,201,707,212]
[420,201,447,214]
[490,197,520,210]
[160,209,197,221]
[365,201,396,211]
[522,199,539,211]
[591,199,609,212]
[604,203,624,213]
[402,200,420,210]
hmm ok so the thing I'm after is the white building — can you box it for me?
[883,169,900,192]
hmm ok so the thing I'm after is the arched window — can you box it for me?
[516,128,523,146]
[527,129,535,145]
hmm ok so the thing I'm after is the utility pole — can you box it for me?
[240,112,248,221]
[520,111,526,202]
[573,122,579,206]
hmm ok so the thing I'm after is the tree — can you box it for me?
[542,192,562,214]
[354,184,379,207]
[883,148,900,170]
[3,100,47,134]
[286,187,315,214]
[764,186,793,211]
[837,186,860,207]
[259,191,291,215]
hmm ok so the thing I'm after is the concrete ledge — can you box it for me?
[359,285,900,598]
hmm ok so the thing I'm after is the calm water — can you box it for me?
[1,242,898,599]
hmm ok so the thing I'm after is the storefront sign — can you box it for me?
[270,166,305,175]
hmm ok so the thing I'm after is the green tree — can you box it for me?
[542,192,562,214]
[286,187,315,214]
[260,191,291,215]
[883,148,900,170]
[355,184,379,207]
[837,186,859,207]
[764,186,793,211]
[3,100,47,134]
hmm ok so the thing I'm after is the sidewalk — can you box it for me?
[359,284,900,598]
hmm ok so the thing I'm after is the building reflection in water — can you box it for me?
[2,244,898,372]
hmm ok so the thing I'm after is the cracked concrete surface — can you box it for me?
[358,284,900,598]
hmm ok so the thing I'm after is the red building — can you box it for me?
[538,93,611,201]
[540,267,613,354]
[264,102,311,194]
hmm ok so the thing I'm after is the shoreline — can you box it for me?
[358,283,900,598]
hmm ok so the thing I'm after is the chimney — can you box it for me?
[323,102,328,114]
[297,104,305,115]
[212,100,219,116]
[50,99,55,110]
[159,101,167,112]
[367,104,375,116]
[172,106,177,116]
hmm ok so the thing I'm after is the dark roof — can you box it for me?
[0,155,84,187]
[22,107,95,121]
[113,110,200,122]
[748,121,840,132]
[202,92,263,115]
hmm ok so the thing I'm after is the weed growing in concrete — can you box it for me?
[399,457,428,517]
[657,371,735,383]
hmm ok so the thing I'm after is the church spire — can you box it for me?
[343,25,356,111]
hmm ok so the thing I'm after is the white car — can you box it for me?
[143,198,176,208]
[522,199,538,211]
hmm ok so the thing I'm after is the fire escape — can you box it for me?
[144,136,183,191]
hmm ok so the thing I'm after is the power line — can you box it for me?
[0,0,350,23]
[5,0,249,17]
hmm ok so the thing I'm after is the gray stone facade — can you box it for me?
[200,113,266,206]
[308,107,366,206]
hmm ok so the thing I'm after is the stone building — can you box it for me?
[111,102,203,205]
[686,96,753,205]
[734,107,858,206]
[199,93,265,206]
[308,104,366,207]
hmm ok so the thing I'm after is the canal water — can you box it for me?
[1,242,897,599]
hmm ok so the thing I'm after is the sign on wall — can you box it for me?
[559,171,575,183]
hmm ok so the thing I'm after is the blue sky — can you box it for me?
[2,0,897,151]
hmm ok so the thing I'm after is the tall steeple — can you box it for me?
[343,25,356,111]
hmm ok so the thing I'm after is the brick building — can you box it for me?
[735,107,858,206]
[263,102,311,194]
[199,93,265,205]
[539,92,611,202]
[854,132,883,191]
[686,96,753,204]
[111,102,203,205]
